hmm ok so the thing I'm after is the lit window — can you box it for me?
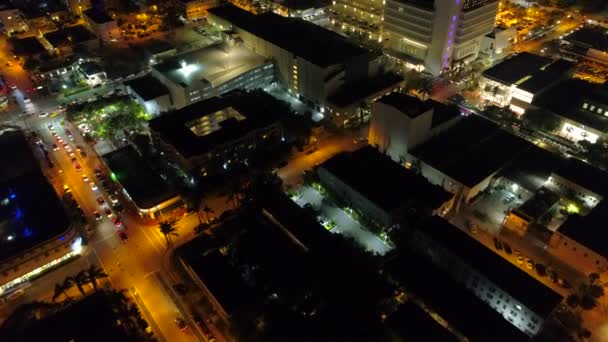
[582,102,588,109]
[590,105,596,111]
[598,108,603,114]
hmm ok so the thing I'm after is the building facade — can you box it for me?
[384,0,499,75]
[0,9,28,35]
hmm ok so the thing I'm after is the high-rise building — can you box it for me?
[330,0,385,43]
[384,0,499,75]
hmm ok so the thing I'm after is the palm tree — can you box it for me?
[73,270,89,296]
[52,278,74,302]
[86,264,108,291]
[202,205,214,224]
[159,219,179,248]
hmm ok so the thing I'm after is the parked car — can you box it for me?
[503,242,513,254]
[493,237,503,250]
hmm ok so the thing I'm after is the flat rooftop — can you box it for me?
[375,92,434,119]
[483,52,552,85]
[208,5,372,67]
[535,79,608,133]
[327,73,403,108]
[154,43,267,89]
[0,291,131,341]
[0,129,70,262]
[103,146,177,210]
[421,216,563,318]
[10,37,46,56]
[79,61,103,76]
[149,90,282,159]
[411,116,531,187]
[387,250,530,342]
[319,146,452,212]
[43,25,96,47]
[124,75,169,101]
[387,302,458,342]
[83,9,114,24]
[563,26,608,52]
[559,201,608,259]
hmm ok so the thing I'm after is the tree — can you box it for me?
[86,264,108,291]
[73,271,89,296]
[52,278,74,302]
[159,219,179,248]
[523,108,561,133]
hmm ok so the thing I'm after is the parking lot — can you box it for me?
[292,185,393,255]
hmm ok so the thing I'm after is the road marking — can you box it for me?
[137,222,166,255]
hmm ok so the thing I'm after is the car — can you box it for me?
[97,197,105,205]
[174,317,187,331]
[48,124,55,131]
[492,237,503,250]
[108,194,119,204]
[535,263,547,277]
[63,184,71,194]
[516,253,524,265]
[65,129,72,136]
[93,211,102,220]
[113,203,125,213]
[71,157,78,163]
[80,150,87,158]
[39,112,49,118]
[89,182,98,191]
[51,144,59,151]
[503,242,512,254]
[525,258,534,270]
[112,217,122,227]
[105,208,113,217]
[82,175,89,182]
[75,145,82,152]
[23,97,30,103]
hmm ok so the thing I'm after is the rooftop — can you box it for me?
[124,75,169,101]
[10,37,46,56]
[142,39,175,55]
[559,201,608,258]
[43,25,96,47]
[83,9,114,24]
[102,146,177,209]
[208,5,372,67]
[149,90,282,159]
[78,61,104,76]
[516,186,560,220]
[421,216,563,318]
[375,92,434,119]
[0,129,70,262]
[387,250,530,342]
[535,79,608,133]
[319,146,452,212]
[482,52,552,85]
[279,0,330,10]
[387,302,458,342]
[563,26,608,52]
[552,157,608,197]
[411,116,531,187]
[327,73,403,108]
[153,43,268,88]
[0,291,131,341]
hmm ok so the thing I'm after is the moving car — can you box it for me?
[112,217,122,227]
[174,317,188,331]
[97,197,105,205]
[105,208,113,218]
[89,182,98,191]
[93,211,102,220]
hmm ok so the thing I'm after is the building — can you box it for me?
[102,146,183,220]
[143,40,177,65]
[561,26,608,65]
[550,200,608,274]
[82,9,119,42]
[387,251,530,341]
[368,92,461,161]
[383,0,499,76]
[0,8,28,34]
[0,128,81,297]
[124,75,171,116]
[10,36,47,58]
[479,26,517,57]
[533,79,608,144]
[151,42,274,109]
[175,0,222,22]
[149,90,283,176]
[479,52,574,113]
[407,215,562,337]
[317,146,453,229]
[386,302,458,342]
[274,0,329,21]
[406,115,531,209]
[326,72,404,127]
[502,186,560,235]
[41,25,98,55]
[208,5,378,113]
[77,61,106,86]
[329,0,383,43]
